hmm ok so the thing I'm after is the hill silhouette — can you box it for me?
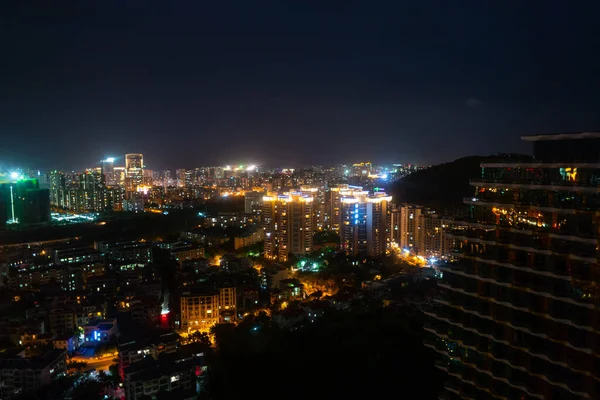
[389,154,532,213]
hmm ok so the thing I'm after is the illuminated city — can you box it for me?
[1,2,599,400]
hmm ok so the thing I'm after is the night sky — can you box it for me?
[2,1,600,171]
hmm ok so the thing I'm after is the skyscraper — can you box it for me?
[100,158,115,185]
[113,167,126,185]
[163,170,171,188]
[125,153,143,191]
[263,192,314,262]
[176,169,186,188]
[426,132,600,399]
[397,204,424,251]
[366,194,392,258]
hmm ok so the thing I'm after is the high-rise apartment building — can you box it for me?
[176,169,186,188]
[49,170,118,213]
[426,132,600,399]
[391,204,452,257]
[113,167,126,185]
[162,170,171,188]
[340,191,391,257]
[299,186,325,231]
[263,192,314,262]
[329,184,366,232]
[142,169,153,187]
[366,194,392,257]
[397,204,424,251]
[245,191,264,214]
[100,158,115,186]
[421,212,452,258]
[125,153,143,192]
[340,195,368,256]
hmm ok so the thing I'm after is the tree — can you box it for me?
[72,378,103,400]
[189,331,211,346]
[67,360,89,373]
[95,343,118,358]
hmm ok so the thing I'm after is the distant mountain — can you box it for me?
[388,154,532,213]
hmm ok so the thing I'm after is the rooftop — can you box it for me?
[522,131,600,142]
[119,330,180,351]
[0,349,66,370]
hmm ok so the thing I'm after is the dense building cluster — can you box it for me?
[2,132,597,400]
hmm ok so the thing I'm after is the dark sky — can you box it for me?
[2,1,600,171]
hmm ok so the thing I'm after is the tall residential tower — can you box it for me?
[426,132,600,399]
[263,192,314,262]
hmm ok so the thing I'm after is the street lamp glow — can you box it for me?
[104,157,115,163]
[246,165,256,171]
[9,172,19,180]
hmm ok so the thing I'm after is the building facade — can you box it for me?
[340,190,391,257]
[263,192,314,262]
[426,132,600,399]
[125,153,144,192]
[180,287,236,332]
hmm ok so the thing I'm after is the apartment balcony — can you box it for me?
[470,179,600,194]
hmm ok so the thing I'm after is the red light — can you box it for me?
[161,314,167,320]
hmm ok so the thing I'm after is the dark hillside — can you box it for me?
[389,154,532,212]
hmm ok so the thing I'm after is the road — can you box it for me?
[70,355,117,372]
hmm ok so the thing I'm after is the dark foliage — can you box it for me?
[209,308,443,400]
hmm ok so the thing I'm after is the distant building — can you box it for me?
[48,170,119,212]
[100,158,115,185]
[263,192,314,262]
[328,184,365,232]
[123,196,145,212]
[233,228,264,250]
[244,190,264,214]
[391,205,452,257]
[125,153,144,192]
[0,176,50,228]
[340,190,392,257]
[176,169,186,188]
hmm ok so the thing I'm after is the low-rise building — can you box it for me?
[49,308,77,336]
[260,265,290,289]
[276,279,305,302]
[0,349,67,399]
[83,318,118,346]
[123,351,197,400]
[53,334,78,353]
[180,286,236,333]
[119,330,180,370]
[170,243,205,265]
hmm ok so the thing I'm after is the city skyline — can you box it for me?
[3,3,600,170]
